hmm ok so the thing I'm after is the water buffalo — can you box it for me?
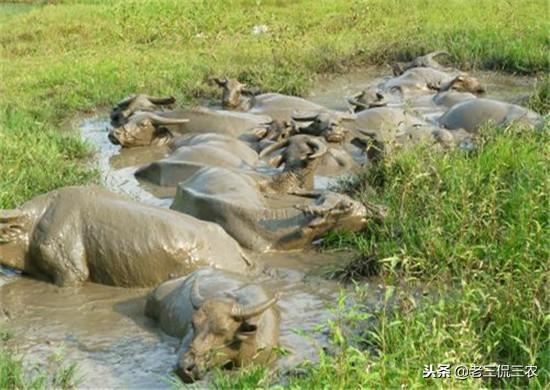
[392,51,452,76]
[0,186,254,287]
[256,134,329,192]
[214,77,346,122]
[347,87,391,113]
[110,94,176,127]
[267,114,362,177]
[291,112,351,143]
[108,108,272,148]
[406,90,477,119]
[135,133,260,186]
[171,165,384,251]
[438,98,544,132]
[349,107,427,147]
[145,268,280,382]
[381,68,485,95]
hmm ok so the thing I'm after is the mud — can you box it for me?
[1,67,535,387]
[1,277,178,388]
[1,250,379,387]
[80,118,174,207]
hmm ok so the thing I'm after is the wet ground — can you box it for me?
[0,67,535,387]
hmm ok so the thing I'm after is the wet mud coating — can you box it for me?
[1,64,538,386]
[0,186,254,287]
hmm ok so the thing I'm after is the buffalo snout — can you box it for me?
[108,129,120,145]
[177,355,202,383]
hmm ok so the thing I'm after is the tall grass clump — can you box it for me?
[527,76,550,115]
[313,125,549,388]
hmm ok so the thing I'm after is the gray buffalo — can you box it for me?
[214,77,347,122]
[110,94,176,127]
[145,268,280,382]
[135,133,260,186]
[108,107,272,148]
[381,68,485,95]
[438,98,544,132]
[171,165,384,251]
[0,186,254,287]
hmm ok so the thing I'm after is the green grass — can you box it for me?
[314,125,549,388]
[0,348,81,389]
[0,0,549,388]
[0,327,81,389]
[527,76,550,114]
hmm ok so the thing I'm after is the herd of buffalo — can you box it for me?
[0,52,544,382]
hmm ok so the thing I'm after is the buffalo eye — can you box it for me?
[235,322,258,340]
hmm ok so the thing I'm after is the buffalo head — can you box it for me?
[440,74,486,94]
[346,88,390,113]
[108,112,189,147]
[214,77,257,110]
[0,210,25,245]
[292,112,350,142]
[178,277,280,382]
[110,94,176,127]
[297,192,387,235]
[259,134,328,192]
[249,120,296,143]
[260,134,327,170]
[0,209,28,270]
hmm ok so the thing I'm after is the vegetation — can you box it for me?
[0,329,81,389]
[0,0,548,388]
[527,76,550,115]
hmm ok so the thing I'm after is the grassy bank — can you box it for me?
[0,0,548,388]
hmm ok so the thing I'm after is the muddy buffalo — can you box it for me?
[0,186,254,287]
[146,268,280,382]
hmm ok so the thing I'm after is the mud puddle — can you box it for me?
[79,117,174,207]
[1,250,375,388]
[1,277,178,388]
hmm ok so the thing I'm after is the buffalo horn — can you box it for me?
[231,293,280,319]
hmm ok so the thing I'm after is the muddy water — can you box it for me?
[1,278,179,388]
[0,251,373,388]
[1,67,535,387]
[79,118,174,207]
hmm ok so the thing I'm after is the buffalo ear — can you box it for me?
[235,322,258,340]
[213,77,228,87]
